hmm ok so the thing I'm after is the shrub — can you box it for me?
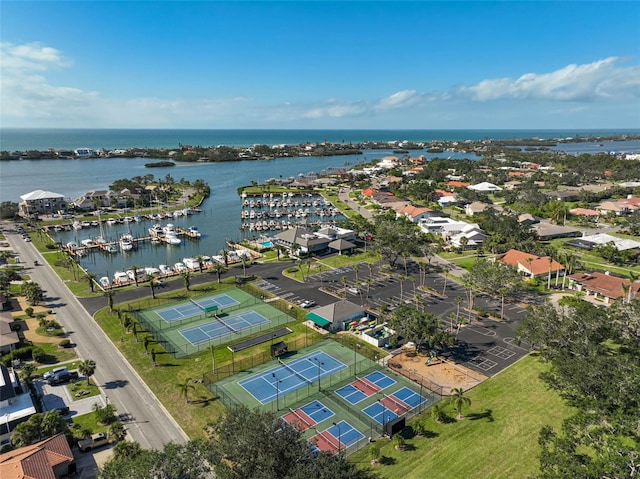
[25,307,34,317]
[59,339,71,348]
[31,347,46,363]
[46,244,57,250]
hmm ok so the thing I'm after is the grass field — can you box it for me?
[94,281,325,438]
[349,354,574,479]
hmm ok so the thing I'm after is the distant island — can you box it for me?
[145,161,175,168]
[1,134,638,162]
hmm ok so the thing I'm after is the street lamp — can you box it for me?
[333,422,342,454]
[353,342,361,377]
[311,358,324,392]
[272,373,281,411]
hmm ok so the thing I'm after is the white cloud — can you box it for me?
[458,57,640,102]
[1,40,638,128]
[376,90,420,110]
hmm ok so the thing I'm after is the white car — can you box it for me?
[300,300,316,309]
[348,287,360,295]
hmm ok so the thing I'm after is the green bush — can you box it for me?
[46,244,57,250]
[31,347,46,363]
[59,339,71,348]
[1,346,35,366]
[25,307,34,317]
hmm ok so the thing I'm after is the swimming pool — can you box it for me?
[260,241,274,248]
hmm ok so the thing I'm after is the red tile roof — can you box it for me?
[0,434,73,479]
[569,272,640,300]
[498,249,564,276]
[445,181,470,188]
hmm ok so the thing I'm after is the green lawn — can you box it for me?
[349,354,574,479]
[93,281,325,438]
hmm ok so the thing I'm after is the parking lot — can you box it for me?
[253,258,530,378]
[37,379,108,419]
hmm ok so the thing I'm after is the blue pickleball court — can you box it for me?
[156,293,239,322]
[179,310,269,345]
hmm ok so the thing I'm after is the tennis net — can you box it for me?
[383,394,410,413]
[190,298,205,311]
[289,408,313,429]
[279,358,313,385]
[216,315,239,333]
[354,376,380,395]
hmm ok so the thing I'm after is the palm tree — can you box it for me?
[431,403,447,423]
[353,264,360,283]
[145,274,157,299]
[85,271,97,292]
[340,275,348,297]
[104,290,116,313]
[78,358,97,385]
[212,262,226,284]
[108,421,126,442]
[441,266,449,295]
[195,255,205,273]
[368,443,381,465]
[182,271,191,291]
[176,379,195,404]
[220,249,229,267]
[450,387,471,420]
[130,265,141,287]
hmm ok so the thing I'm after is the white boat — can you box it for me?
[66,241,79,249]
[113,271,129,284]
[72,221,82,230]
[144,267,160,276]
[187,226,201,237]
[104,244,118,254]
[150,237,161,244]
[119,234,134,251]
[81,238,96,247]
[126,269,145,281]
[106,218,117,226]
[165,232,181,245]
[183,257,199,269]
[99,276,110,288]
[159,264,173,274]
[174,262,187,272]
[149,224,163,237]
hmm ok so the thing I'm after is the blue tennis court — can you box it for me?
[393,386,428,408]
[239,351,347,405]
[328,420,366,447]
[156,293,239,322]
[335,384,368,404]
[362,402,398,425]
[179,310,269,345]
[365,370,396,389]
[300,400,334,424]
[335,371,396,405]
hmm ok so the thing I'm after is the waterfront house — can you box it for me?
[19,190,67,217]
[73,190,110,210]
[449,224,486,249]
[0,433,74,479]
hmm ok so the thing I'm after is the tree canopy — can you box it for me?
[517,299,640,478]
[100,406,374,479]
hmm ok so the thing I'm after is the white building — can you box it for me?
[468,182,502,192]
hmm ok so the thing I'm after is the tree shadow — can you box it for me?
[379,456,396,466]
[467,409,494,422]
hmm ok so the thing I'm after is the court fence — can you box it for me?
[206,360,434,457]
[203,335,322,384]
[130,295,297,359]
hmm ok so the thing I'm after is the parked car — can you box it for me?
[47,370,78,385]
[78,432,109,452]
[300,300,316,309]
[347,287,360,295]
[43,366,67,380]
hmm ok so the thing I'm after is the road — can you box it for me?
[2,224,188,450]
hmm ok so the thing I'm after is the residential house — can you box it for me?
[532,222,581,240]
[467,182,502,192]
[497,249,565,280]
[0,313,20,355]
[73,190,110,210]
[396,204,433,223]
[517,213,539,226]
[568,271,640,304]
[0,364,37,439]
[0,433,74,479]
[597,201,634,216]
[305,300,366,332]
[464,201,490,216]
[569,207,601,218]
[449,224,486,249]
[418,216,477,239]
[565,233,640,252]
[19,190,67,217]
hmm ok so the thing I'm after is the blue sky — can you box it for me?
[1,1,639,129]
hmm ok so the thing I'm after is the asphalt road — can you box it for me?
[3,224,188,450]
